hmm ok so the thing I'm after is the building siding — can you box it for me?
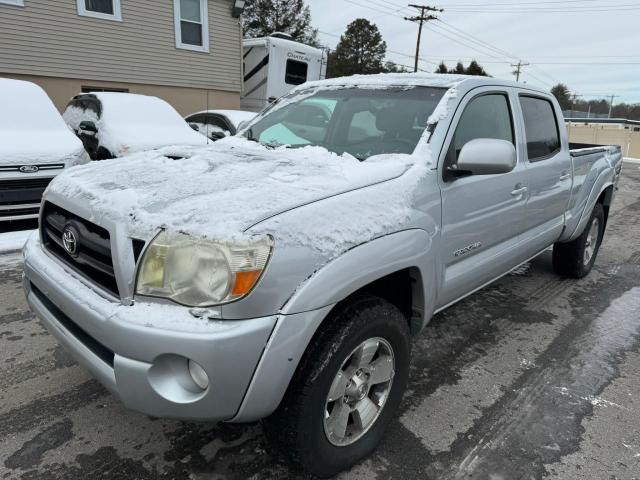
[0,0,241,92]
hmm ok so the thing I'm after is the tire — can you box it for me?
[263,294,411,478]
[552,203,605,279]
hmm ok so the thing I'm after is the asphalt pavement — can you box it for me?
[1,164,640,479]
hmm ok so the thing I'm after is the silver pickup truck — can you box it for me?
[22,74,622,477]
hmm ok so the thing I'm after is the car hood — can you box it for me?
[0,131,86,166]
[46,137,416,241]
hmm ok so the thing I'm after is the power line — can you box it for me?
[404,4,444,72]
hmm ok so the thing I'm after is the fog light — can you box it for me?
[188,360,209,390]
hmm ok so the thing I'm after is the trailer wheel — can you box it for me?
[552,203,605,278]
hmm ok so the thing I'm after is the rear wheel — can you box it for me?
[552,203,605,278]
[263,294,411,478]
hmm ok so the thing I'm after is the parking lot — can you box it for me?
[1,163,639,480]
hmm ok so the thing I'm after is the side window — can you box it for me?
[446,93,513,169]
[519,96,561,161]
[285,60,308,85]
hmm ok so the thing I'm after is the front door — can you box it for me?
[437,89,530,309]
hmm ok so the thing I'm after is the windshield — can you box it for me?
[244,86,446,160]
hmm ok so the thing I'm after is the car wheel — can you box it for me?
[263,294,411,478]
[552,203,605,279]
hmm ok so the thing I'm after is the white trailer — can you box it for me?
[241,35,327,112]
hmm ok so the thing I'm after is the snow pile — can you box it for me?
[48,136,416,251]
[0,229,35,253]
[0,78,86,165]
[63,92,208,157]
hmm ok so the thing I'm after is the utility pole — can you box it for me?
[607,95,619,119]
[510,61,530,82]
[570,92,582,118]
[405,4,443,73]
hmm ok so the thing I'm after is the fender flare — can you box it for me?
[230,229,436,422]
[562,171,614,243]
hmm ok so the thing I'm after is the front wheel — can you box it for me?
[552,203,605,278]
[263,294,411,478]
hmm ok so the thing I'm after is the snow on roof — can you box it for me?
[186,109,257,128]
[296,73,471,92]
[0,78,85,165]
[63,92,207,157]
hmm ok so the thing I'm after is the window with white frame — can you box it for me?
[174,0,209,52]
[0,0,25,6]
[76,0,122,21]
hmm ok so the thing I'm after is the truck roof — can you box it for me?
[297,73,549,96]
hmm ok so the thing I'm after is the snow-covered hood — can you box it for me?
[47,137,416,242]
[0,131,86,166]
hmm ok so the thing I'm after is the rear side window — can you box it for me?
[447,93,513,167]
[520,96,561,161]
[285,59,308,85]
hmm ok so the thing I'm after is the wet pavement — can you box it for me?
[1,164,640,480]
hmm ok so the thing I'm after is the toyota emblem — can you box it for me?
[62,227,78,256]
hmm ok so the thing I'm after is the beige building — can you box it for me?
[566,118,640,159]
[0,0,242,115]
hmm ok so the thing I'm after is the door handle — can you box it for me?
[511,186,528,197]
[560,171,572,181]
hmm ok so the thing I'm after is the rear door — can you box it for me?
[517,94,572,253]
[437,88,530,308]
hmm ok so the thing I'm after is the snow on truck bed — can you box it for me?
[63,92,207,157]
[48,136,430,257]
[0,78,84,165]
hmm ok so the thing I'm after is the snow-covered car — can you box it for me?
[63,92,208,160]
[0,78,88,223]
[185,109,256,141]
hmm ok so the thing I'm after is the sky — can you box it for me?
[306,0,640,104]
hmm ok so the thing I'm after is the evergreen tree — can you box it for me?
[327,19,387,78]
[243,0,319,46]
[465,60,489,76]
[435,61,448,74]
[451,62,466,74]
[551,83,572,111]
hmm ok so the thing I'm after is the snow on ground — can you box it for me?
[0,229,34,253]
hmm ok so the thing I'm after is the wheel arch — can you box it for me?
[231,229,435,422]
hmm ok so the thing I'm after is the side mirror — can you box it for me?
[209,131,226,141]
[78,120,98,137]
[456,138,516,175]
[189,123,200,131]
[237,120,249,132]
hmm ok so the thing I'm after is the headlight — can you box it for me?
[136,231,272,307]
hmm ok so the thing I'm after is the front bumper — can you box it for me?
[23,234,277,421]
